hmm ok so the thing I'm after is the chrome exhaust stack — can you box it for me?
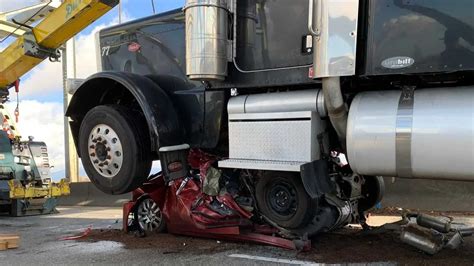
[308,0,359,78]
[322,77,348,148]
[184,0,231,81]
[307,0,359,149]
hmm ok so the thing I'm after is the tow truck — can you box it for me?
[0,101,69,216]
[0,0,119,215]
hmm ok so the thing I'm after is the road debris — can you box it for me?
[0,234,19,250]
[79,215,474,265]
[399,213,474,255]
[60,226,92,241]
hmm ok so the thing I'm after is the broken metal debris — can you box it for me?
[398,213,474,255]
[60,226,93,241]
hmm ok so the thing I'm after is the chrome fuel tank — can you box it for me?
[347,87,474,181]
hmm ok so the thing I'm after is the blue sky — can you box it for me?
[79,0,185,36]
[0,0,184,180]
[19,0,185,102]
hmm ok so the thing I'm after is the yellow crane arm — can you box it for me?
[0,0,118,89]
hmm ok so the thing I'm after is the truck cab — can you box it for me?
[66,0,474,235]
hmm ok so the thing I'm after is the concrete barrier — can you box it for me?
[382,177,474,212]
[58,182,130,207]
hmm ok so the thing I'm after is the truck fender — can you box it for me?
[66,71,184,154]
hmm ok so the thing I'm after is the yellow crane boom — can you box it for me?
[0,0,118,90]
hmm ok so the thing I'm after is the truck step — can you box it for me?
[218,158,305,172]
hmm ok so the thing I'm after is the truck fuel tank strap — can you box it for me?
[395,87,415,178]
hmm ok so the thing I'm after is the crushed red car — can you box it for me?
[123,149,312,250]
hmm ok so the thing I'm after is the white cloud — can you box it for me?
[0,0,43,12]
[20,60,63,98]
[5,100,65,178]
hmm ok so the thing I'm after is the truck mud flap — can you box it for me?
[300,160,335,199]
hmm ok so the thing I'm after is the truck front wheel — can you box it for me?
[79,105,152,195]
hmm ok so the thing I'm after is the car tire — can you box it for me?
[134,196,166,234]
[79,105,152,195]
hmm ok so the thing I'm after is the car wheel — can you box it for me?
[256,172,317,229]
[79,105,152,195]
[134,197,166,234]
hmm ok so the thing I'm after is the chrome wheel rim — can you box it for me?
[137,198,163,232]
[88,124,123,178]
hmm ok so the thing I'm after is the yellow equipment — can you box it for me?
[0,0,119,91]
[8,179,70,199]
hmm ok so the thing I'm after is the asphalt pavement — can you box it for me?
[0,207,472,265]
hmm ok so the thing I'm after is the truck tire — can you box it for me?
[79,105,152,195]
[359,176,385,212]
[256,172,317,229]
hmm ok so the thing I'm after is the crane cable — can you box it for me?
[14,80,20,123]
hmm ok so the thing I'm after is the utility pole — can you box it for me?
[151,0,156,14]
[63,42,80,183]
[61,0,79,183]
[118,0,122,23]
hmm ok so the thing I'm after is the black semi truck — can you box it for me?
[66,0,474,234]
